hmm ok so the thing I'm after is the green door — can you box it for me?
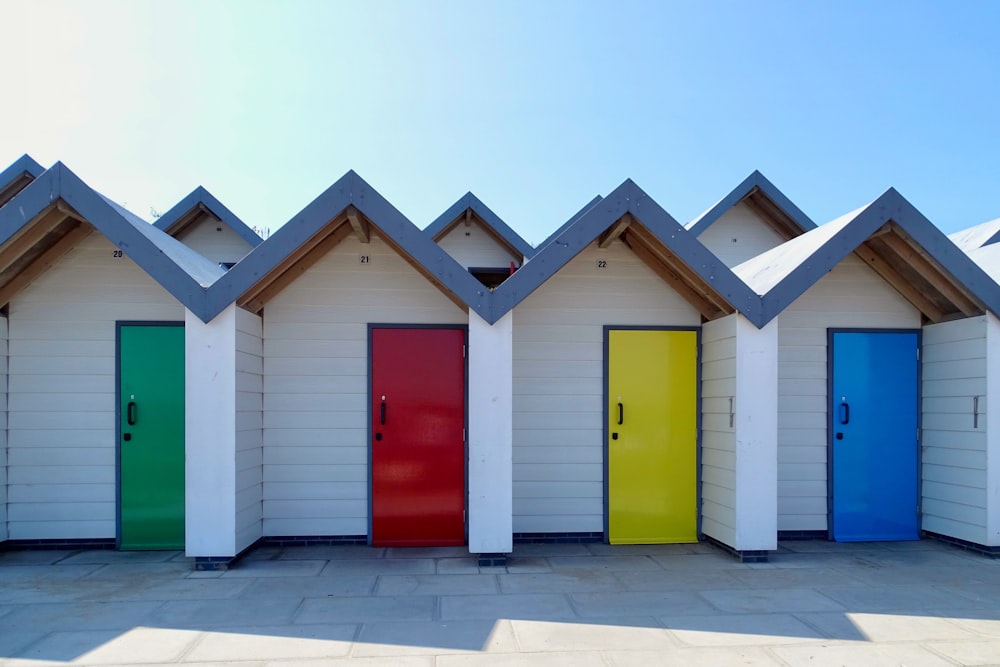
[119,324,185,550]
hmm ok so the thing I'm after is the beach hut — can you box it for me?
[154,186,261,268]
[734,189,1000,547]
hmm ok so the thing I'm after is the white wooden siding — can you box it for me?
[436,221,521,269]
[174,215,254,267]
[921,316,988,544]
[6,234,183,540]
[777,254,921,532]
[511,239,701,534]
[0,317,7,541]
[235,308,263,551]
[695,202,789,268]
[262,235,466,537]
[700,314,737,546]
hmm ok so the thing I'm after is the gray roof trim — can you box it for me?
[0,154,45,206]
[745,189,1000,325]
[204,171,492,322]
[0,163,223,318]
[425,192,535,259]
[533,195,603,254]
[154,185,263,247]
[490,179,762,324]
[686,170,816,237]
[949,217,1000,252]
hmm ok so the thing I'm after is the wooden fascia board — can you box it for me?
[0,222,93,307]
[878,228,982,317]
[853,241,946,322]
[0,207,70,275]
[371,226,470,313]
[742,190,800,241]
[598,214,632,249]
[346,205,370,244]
[621,231,723,320]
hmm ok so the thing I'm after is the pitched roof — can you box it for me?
[949,217,1000,252]
[425,192,534,259]
[0,154,45,208]
[490,179,760,324]
[154,185,262,248]
[532,195,603,255]
[734,189,1000,325]
[0,162,224,317]
[686,170,816,239]
[204,170,491,321]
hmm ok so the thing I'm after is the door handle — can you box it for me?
[380,399,386,425]
[839,401,850,425]
[617,402,623,426]
[127,401,137,426]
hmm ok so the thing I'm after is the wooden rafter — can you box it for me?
[621,232,723,320]
[742,190,799,240]
[598,214,631,249]
[373,227,470,312]
[0,207,69,274]
[854,242,946,322]
[0,174,34,208]
[877,231,981,317]
[0,223,93,306]
[346,205,370,244]
[239,222,353,314]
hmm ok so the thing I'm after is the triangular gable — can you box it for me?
[949,218,1000,252]
[0,162,224,317]
[426,192,534,260]
[0,154,45,208]
[204,171,490,322]
[686,170,816,240]
[735,189,1000,325]
[490,179,760,324]
[154,185,262,248]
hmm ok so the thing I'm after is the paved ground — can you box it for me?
[1,540,1000,666]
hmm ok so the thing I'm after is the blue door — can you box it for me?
[830,331,919,541]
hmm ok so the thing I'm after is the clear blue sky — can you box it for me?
[2,0,998,244]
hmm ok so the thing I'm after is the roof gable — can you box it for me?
[735,189,1000,325]
[426,192,534,259]
[0,154,45,208]
[687,171,816,241]
[154,186,262,248]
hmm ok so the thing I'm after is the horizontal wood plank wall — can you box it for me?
[778,254,920,532]
[511,240,701,534]
[175,217,255,267]
[261,235,466,537]
[700,314,738,546]
[921,316,988,544]
[235,308,264,552]
[6,235,183,539]
[695,202,789,268]
[0,317,7,541]
[436,222,521,269]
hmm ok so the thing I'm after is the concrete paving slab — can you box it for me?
[614,568,742,592]
[502,557,552,573]
[276,545,385,560]
[925,639,1000,665]
[817,583,995,614]
[0,563,100,582]
[221,559,326,577]
[0,628,48,661]
[240,574,377,599]
[659,612,829,646]
[320,557,435,576]
[81,562,195,581]
[265,658,431,667]
[441,593,576,621]
[385,546,472,559]
[938,613,1000,637]
[295,595,436,623]
[771,642,957,666]
[729,566,867,589]
[699,588,846,614]
[651,553,750,570]
[353,620,517,656]
[184,624,356,661]
[436,557,487,574]
[0,600,162,631]
[0,549,77,565]
[603,646,783,666]
[375,574,500,596]
[103,578,255,602]
[436,651,608,666]
[499,571,624,594]
[569,591,715,618]
[510,618,676,652]
[798,611,978,642]
[147,598,303,628]
[58,550,179,564]
[549,555,661,572]
[13,626,200,664]
[583,543,703,557]
[508,543,592,557]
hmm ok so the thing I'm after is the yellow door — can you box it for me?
[608,329,697,544]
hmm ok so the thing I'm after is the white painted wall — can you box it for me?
[468,310,513,554]
[987,314,1000,546]
[695,202,789,268]
[701,314,779,552]
[436,220,521,269]
[235,308,263,552]
[0,316,7,541]
[920,315,995,545]
[777,254,921,532]
[174,215,254,267]
[185,306,236,557]
[6,234,183,540]
[262,234,466,537]
[511,239,701,534]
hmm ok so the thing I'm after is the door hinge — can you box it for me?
[463,428,466,442]
[916,348,920,361]
[463,345,466,358]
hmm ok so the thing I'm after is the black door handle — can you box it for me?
[127,401,137,426]
[840,402,850,425]
[380,401,386,425]
[617,402,623,426]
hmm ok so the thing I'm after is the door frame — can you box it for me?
[602,325,702,543]
[366,323,470,546]
[114,320,185,550]
[825,327,922,541]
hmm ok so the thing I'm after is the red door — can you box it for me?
[371,327,466,546]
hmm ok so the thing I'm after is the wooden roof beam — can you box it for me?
[598,214,632,249]
[854,242,946,322]
[621,233,723,320]
[0,207,69,274]
[372,226,470,313]
[0,223,93,307]
[346,205,370,244]
[742,190,798,240]
[878,230,981,317]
